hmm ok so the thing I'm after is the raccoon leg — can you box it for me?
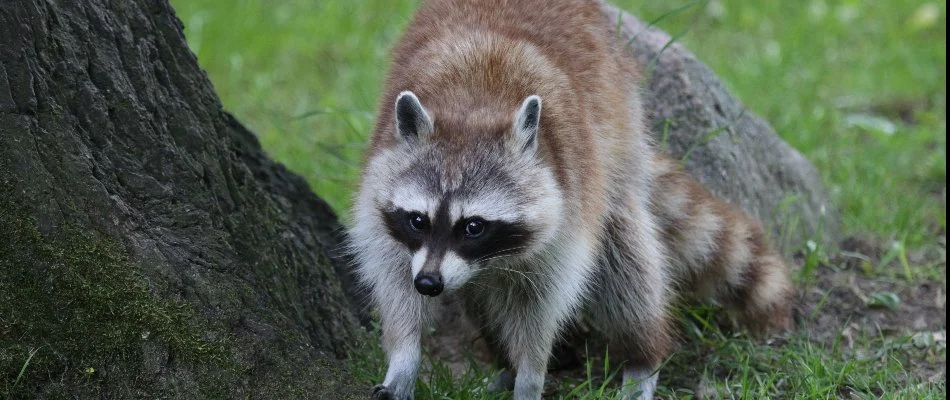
[372,277,427,400]
[497,303,558,400]
[588,200,674,400]
[484,331,517,393]
[490,257,595,400]
[488,369,517,392]
[622,368,659,400]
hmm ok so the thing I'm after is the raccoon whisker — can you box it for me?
[474,246,529,263]
[489,264,527,277]
[474,252,517,264]
[467,281,502,292]
[478,255,519,265]
[489,263,548,277]
[491,266,546,299]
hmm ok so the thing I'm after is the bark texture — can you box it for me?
[0,1,363,398]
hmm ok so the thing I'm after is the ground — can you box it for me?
[169,0,945,398]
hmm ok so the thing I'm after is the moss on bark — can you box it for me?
[0,0,366,397]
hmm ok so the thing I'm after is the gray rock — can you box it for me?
[602,2,837,252]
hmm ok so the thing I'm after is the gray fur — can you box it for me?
[352,88,665,400]
[350,81,787,400]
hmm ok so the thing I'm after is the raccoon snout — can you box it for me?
[414,273,444,297]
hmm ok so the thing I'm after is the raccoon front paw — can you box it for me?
[372,384,411,400]
[486,369,516,392]
[371,384,393,400]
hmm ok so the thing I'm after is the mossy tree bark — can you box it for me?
[0,1,365,398]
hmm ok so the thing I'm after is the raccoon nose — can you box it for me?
[414,273,444,297]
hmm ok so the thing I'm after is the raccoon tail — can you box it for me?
[652,156,793,334]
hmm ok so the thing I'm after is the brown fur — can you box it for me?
[366,0,647,225]
[652,156,793,332]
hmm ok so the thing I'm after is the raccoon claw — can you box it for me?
[372,385,412,400]
[371,384,406,400]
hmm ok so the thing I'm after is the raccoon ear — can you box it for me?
[513,95,541,153]
[394,91,433,142]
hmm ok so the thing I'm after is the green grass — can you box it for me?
[171,0,946,244]
[347,309,946,399]
[169,0,946,398]
[171,0,417,215]
[625,0,946,249]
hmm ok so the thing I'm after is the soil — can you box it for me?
[801,235,947,382]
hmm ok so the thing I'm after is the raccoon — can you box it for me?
[348,0,793,399]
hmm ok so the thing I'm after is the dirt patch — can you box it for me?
[799,235,947,382]
[802,264,945,345]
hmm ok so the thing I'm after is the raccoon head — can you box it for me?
[357,91,564,297]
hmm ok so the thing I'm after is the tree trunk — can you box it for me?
[0,1,364,398]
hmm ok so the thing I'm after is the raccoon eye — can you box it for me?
[407,212,429,232]
[464,218,487,238]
